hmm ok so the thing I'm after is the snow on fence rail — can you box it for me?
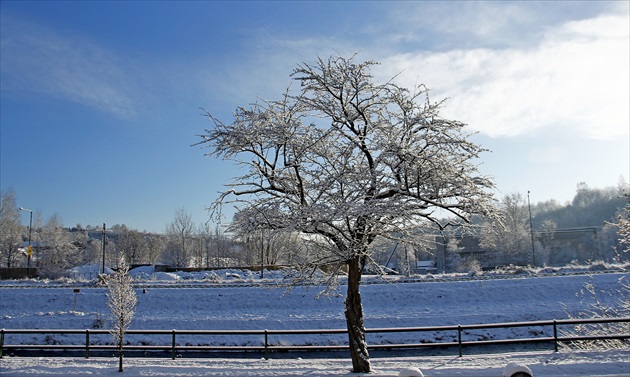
[1,317,628,359]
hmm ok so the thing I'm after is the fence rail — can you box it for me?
[2,317,628,359]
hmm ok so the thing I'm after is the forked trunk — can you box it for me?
[345,255,371,373]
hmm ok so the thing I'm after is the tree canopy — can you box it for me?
[199,54,497,372]
[200,55,496,254]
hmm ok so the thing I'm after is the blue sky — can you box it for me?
[1,1,628,233]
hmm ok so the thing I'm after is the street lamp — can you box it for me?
[19,207,33,270]
[260,229,264,279]
[526,192,536,268]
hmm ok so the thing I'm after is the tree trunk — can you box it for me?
[345,255,371,373]
[118,338,124,372]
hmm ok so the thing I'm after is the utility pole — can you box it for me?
[102,223,107,275]
[527,191,536,267]
[19,208,33,273]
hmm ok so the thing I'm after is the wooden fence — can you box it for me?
[1,317,628,359]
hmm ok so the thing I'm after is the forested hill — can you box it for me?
[533,183,627,229]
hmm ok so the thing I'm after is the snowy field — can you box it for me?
[0,267,628,376]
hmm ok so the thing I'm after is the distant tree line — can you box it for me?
[435,181,629,271]
[481,181,629,268]
[1,181,628,277]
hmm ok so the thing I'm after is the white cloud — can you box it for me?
[0,16,140,118]
[378,10,629,141]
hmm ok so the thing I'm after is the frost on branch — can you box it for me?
[197,54,498,373]
[107,251,137,372]
[561,275,629,351]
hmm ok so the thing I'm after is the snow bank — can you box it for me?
[503,362,533,377]
[67,264,113,281]
[123,268,294,283]
[398,367,424,377]
[68,264,100,275]
[29,261,626,286]
[148,272,180,281]
[129,266,156,279]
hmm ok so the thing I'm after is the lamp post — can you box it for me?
[260,229,264,279]
[527,191,536,267]
[19,207,33,270]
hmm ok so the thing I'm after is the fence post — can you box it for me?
[172,330,176,360]
[85,329,90,359]
[0,329,4,359]
[264,329,269,360]
[457,325,463,357]
[553,320,558,352]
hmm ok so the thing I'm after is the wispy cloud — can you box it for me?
[1,16,140,118]
[380,2,545,50]
[378,8,629,141]
[196,35,357,108]
[528,146,568,164]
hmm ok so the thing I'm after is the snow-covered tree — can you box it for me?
[142,233,165,266]
[444,238,481,273]
[481,193,533,266]
[211,225,236,267]
[230,210,307,266]
[107,252,137,373]
[0,190,23,268]
[605,196,630,262]
[164,208,195,267]
[617,209,630,255]
[37,213,79,278]
[115,226,146,265]
[198,54,496,372]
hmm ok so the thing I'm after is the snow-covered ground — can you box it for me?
[1,350,629,376]
[0,267,628,376]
